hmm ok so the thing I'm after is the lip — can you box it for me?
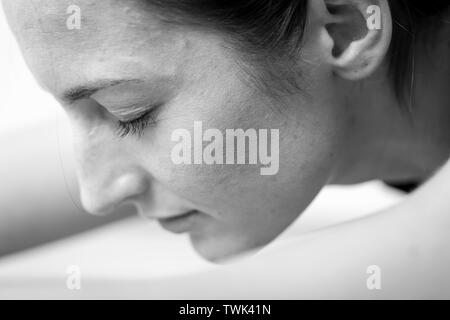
[157,210,200,234]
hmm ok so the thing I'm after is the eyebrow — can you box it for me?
[61,79,144,104]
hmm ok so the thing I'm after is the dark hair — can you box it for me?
[388,0,448,108]
[148,0,448,107]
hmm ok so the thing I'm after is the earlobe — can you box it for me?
[320,0,392,80]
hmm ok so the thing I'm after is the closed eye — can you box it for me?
[115,105,161,139]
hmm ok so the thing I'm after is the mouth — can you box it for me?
[157,210,201,234]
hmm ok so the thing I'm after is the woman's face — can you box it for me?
[3,0,350,261]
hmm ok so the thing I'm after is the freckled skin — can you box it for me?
[2,0,349,261]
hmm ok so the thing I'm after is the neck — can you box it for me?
[330,24,450,185]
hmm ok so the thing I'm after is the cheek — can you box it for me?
[139,95,342,221]
[134,53,346,224]
[134,86,272,203]
[127,81,346,259]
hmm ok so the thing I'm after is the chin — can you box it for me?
[188,232,266,264]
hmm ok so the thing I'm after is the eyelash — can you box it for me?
[115,108,159,139]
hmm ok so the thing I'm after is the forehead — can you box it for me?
[1,0,202,95]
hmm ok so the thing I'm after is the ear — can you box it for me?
[308,0,392,80]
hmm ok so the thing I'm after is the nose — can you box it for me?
[66,106,150,216]
[79,171,149,216]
